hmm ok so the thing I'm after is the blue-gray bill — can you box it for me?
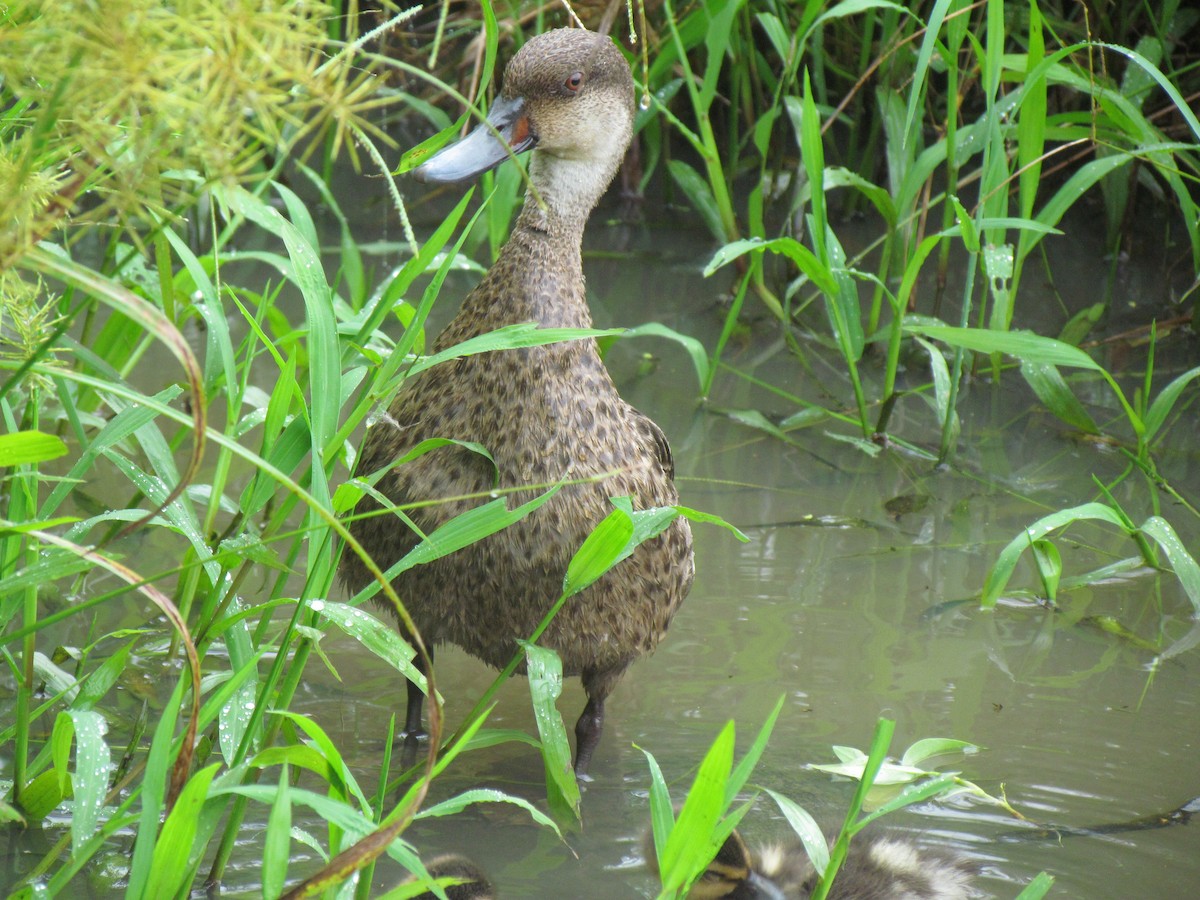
[411,95,535,184]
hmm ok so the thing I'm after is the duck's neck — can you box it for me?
[518,149,619,235]
[451,199,589,333]
[452,149,624,334]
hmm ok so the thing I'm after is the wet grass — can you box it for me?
[1,0,1198,896]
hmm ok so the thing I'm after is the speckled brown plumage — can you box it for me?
[341,28,694,775]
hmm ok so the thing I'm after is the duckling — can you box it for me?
[342,27,694,776]
[399,854,495,899]
[685,829,977,900]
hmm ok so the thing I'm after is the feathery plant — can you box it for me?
[0,0,393,268]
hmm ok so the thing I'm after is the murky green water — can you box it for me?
[5,173,1196,898]
[281,183,1200,897]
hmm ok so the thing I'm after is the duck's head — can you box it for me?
[402,854,495,900]
[413,28,634,220]
[686,831,796,900]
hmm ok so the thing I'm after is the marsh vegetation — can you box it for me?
[2,1,1197,897]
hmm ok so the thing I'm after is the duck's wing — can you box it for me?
[628,405,675,481]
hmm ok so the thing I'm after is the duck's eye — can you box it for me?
[565,71,584,92]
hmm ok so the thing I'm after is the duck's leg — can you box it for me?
[573,695,604,779]
[575,666,627,778]
[402,645,433,740]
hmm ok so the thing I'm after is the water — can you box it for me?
[284,185,1200,897]
[4,175,1196,897]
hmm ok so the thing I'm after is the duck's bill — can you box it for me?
[412,95,537,184]
[745,871,789,900]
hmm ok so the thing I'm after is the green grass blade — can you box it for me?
[907,324,1102,370]
[699,0,744,114]
[72,639,137,711]
[143,763,222,900]
[637,744,676,867]
[520,641,581,822]
[241,398,309,518]
[218,184,340,450]
[856,771,960,825]
[1098,41,1200,142]
[562,508,635,598]
[913,336,958,443]
[415,788,564,838]
[23,246,207,527]
[271,710,373,812]
[982,503,1130,607]
[310,600,427,700]
[162,225,236,406]
[799,71,827,260]
[671,506,748,542]
[263,766,292,900]
[37,386,180,517]
[1139,517,1200,615]
[0,431,67,466]
[615,323,711,393]
[351,189,475,351]
[841,717,894,834]
[126,676,188,900]
[822,166,897,227]
[1031,539,1062,603]
[407,325,622,379]
[351,438,497,497]
[1018,361,1099,433]
[1143,366,1200,446]
[295,163,366,305]
[212,783,382,844]
[394,489,560,574]
[660,720,734,893]
[51,709,112,856]
[899,738,979,767]
[705,237,837,296]
[764,787,828,877]
[901,0,952,148]
[725,693,784,805]
[1016,872,1056,899]
[667,159,725,243]
[1017,0,1046,225]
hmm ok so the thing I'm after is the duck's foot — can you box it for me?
[398,730,427,770]
[400,658,430,743]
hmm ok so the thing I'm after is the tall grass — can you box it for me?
[640,0,1200,611]
[681,0,1199,436]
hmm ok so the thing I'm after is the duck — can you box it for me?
[681,829,977,900]
[400,854,495,899]
[341,27,694,777]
